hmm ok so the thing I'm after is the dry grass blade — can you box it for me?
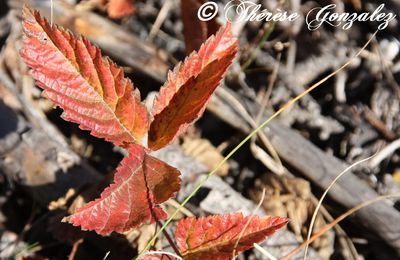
[282,193,400,260]
[302,153,378,260]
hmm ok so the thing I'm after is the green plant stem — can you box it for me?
[241,22,276,71]
[137,31,377,260]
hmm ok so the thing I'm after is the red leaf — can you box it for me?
[181,0,220,54]
[148,24,237,150]
[108,0,136,19]
[175,213,288,259]
[63,144,181,235]
[20,6,149,147]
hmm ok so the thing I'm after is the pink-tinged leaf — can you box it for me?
[139,252,179,260]
[20,6,149,147]
[148,24,237,150]
[175,213,288,260]
[108,0,136,19]
[63,144,181,235]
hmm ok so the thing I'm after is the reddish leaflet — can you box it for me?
[175,213,289,260]
[148,24,237,150]
[64,144,181,235]
[20,6,288,259]
[20,7,148,147]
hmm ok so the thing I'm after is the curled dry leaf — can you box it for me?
[63,144,181,235]
[175,213,288,259]
[20,6,149,147]
[148,23,238,150]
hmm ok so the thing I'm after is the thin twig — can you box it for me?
[218,86,284,175]
[147,0,173,42]
[50,0,54,26]
[156,220,181,257]
[250,53,284,174]
[369,138,400,168]
[255,53,281,124]
[68,239,83,260]
[253,243,278,260]
[363,108,397,141]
